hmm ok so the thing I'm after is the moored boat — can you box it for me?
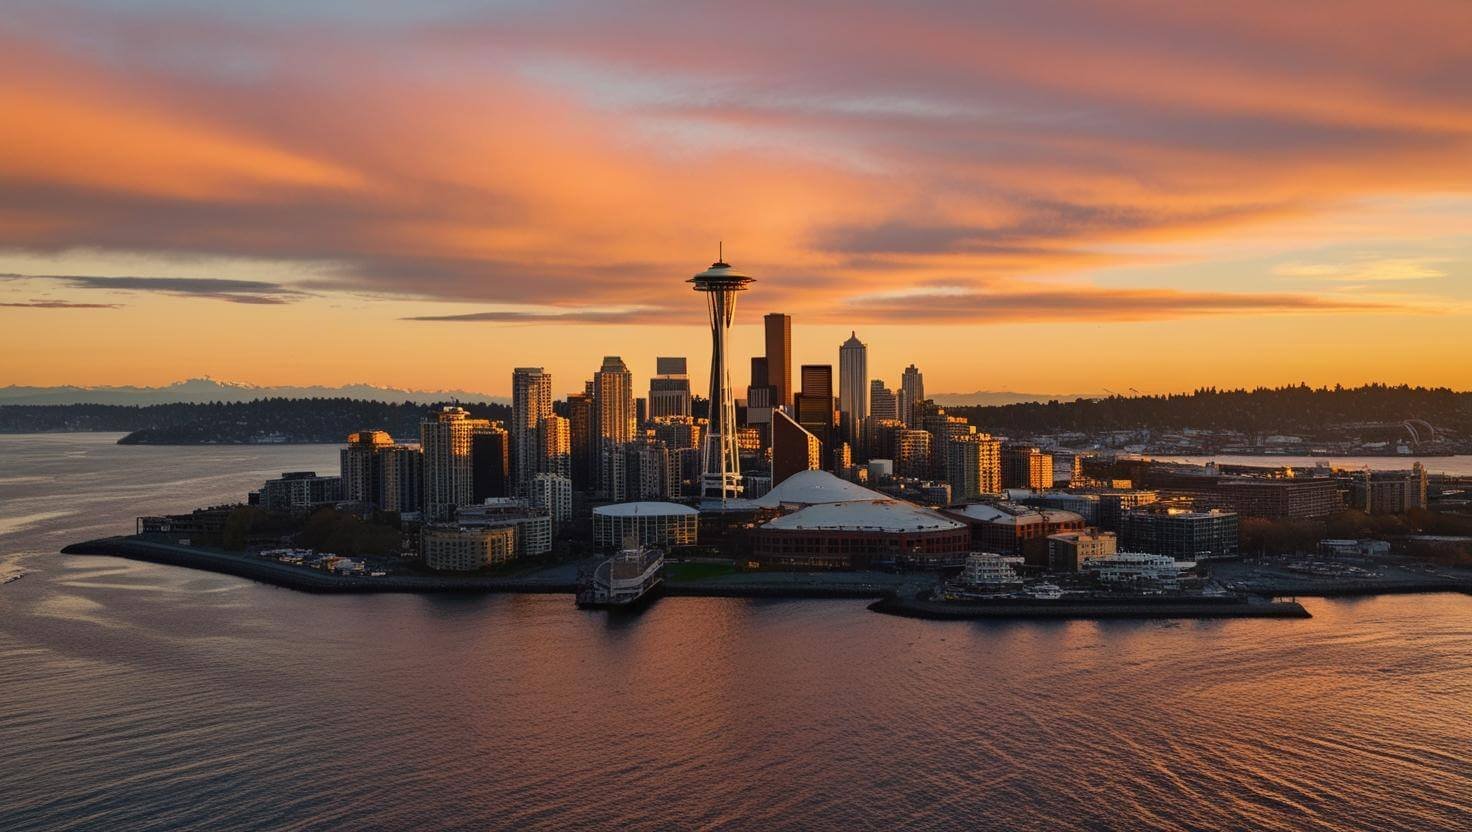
[577,545,664,610]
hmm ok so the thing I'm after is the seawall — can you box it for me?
[870,594,1312,621]
[62,538,576,594]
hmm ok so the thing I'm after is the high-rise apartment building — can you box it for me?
[900,364,925,426]
[379,445,423,514]
[531,472,573,532]
[539,414,571,480]
[624,437,676,500]
[1002,445,1055,491]
[838,332,868,448]
[649,356,692,418]
[421,406,493,521]
[341,430,394,504]
[764,312,792,409]
[564,391,595,492]
[945,433,1002,500]
[470,427,510,503]
[894,429,933,479]
[511,367,553,497]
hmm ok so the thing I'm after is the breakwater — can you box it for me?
[61,538,577,594]
[871,594,1312,621]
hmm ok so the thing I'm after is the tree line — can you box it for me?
[947,384,1471,435]
[0,398,512,442]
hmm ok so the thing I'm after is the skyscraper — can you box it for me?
[594,356,635,498]
[471,426,510,502]
[341,429,394,504]
[838,331,867,447]
[511,367,553,497]
[649,356,692,418]
[564,391,595,492]
[764,312,792,409]
[870,380,897,420]
[379,445,423,513]
[539,414,571,480]
[795,364,837,455]
[421,406,493,521]
[900,364,925,426]
[594,356,635,444]
[691,257,755,501]
[771,408,821,487]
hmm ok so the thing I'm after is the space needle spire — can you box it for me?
[689,248,754,503]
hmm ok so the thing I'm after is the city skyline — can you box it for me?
[2,1,1471,395]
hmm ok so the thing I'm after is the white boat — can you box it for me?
[577,545,664,609]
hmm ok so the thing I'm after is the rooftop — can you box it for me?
[594,501,699,517]
[945,502,1084,526]
[762,499,965,533]
[749,469,889,508]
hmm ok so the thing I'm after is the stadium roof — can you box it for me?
[762,499,965,534]
[749,469,888,508]
[594,501,698,517]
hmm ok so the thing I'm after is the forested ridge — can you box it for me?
[0,398,512,443]
[950,384,1471,435]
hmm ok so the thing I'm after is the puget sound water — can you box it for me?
[2,434,1471,831]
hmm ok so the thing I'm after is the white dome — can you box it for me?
[594,501,698,518]
[763,500,964,533]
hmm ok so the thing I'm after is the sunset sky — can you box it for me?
[2,0,1469,397]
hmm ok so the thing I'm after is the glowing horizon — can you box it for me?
[2,1,1470,396]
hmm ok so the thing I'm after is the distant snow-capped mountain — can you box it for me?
[928,391,1095,407]
[0,378,508,405]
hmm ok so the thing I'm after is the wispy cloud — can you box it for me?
[1,274,306,304]
[0,299,120,309]
[404,306,667,324]
[1273,257,1449,282]
[838,285,1401,324]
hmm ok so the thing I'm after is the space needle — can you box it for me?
[689,247,754,503]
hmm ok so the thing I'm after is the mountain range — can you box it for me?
[0,378,509,406]
[0,379,1086,408]
[929,391,1095,407]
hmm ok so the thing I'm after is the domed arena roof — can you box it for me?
[762,499,964,534]
[594,501,699,518]
[750,469,888,508]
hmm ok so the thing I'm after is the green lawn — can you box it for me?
[664,561,738,582]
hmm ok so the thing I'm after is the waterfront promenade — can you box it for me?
[60,536,1423,621]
